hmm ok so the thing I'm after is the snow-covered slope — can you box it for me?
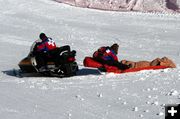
[55,0,180,13]
[0,0,180,119]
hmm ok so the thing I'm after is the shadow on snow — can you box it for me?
[2,68,101,78]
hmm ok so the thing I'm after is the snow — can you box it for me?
[0,0,180,119]
[55,0,180,13]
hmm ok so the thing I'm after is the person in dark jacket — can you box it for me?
[93,43,130,70]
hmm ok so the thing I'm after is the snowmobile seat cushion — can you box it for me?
[61,51,76,61]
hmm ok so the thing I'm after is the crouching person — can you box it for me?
[31,33,72,72]
[30,33,57,72]
[93,43,130,70]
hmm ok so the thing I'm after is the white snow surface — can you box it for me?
[0,0,180,119]
[55,0,180,13]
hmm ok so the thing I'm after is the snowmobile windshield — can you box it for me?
[30,39,42,53]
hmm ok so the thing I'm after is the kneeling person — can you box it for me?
[93,43,129,70]
[31,33,57,72]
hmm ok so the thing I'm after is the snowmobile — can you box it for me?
[18,48,78,77]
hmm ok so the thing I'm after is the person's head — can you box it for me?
[110,43,119,54]
[39,33,47,41]
[160,57,176,68]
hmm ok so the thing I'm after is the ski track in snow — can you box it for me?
[0,0,180,119]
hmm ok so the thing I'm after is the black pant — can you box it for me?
[35,52,48,69]
[94,57,129,70]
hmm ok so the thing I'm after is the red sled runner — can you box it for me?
[83,57,170,74]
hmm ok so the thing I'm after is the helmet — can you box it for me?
[39,33,47,40]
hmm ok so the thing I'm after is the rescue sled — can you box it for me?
[83,57,170,74]
[19,49,78,77]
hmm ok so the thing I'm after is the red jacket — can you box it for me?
[93,47,118,61]
[102,48,118,61]
[37,38,56,52]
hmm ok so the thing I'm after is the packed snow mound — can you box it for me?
[55,0,180,13]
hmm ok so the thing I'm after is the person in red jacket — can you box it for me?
[32,33,71,72]
[36,33,57,52]
[31,33,57,71]
[93,43,129,70]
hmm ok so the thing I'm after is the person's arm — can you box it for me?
[37,42,47,52]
